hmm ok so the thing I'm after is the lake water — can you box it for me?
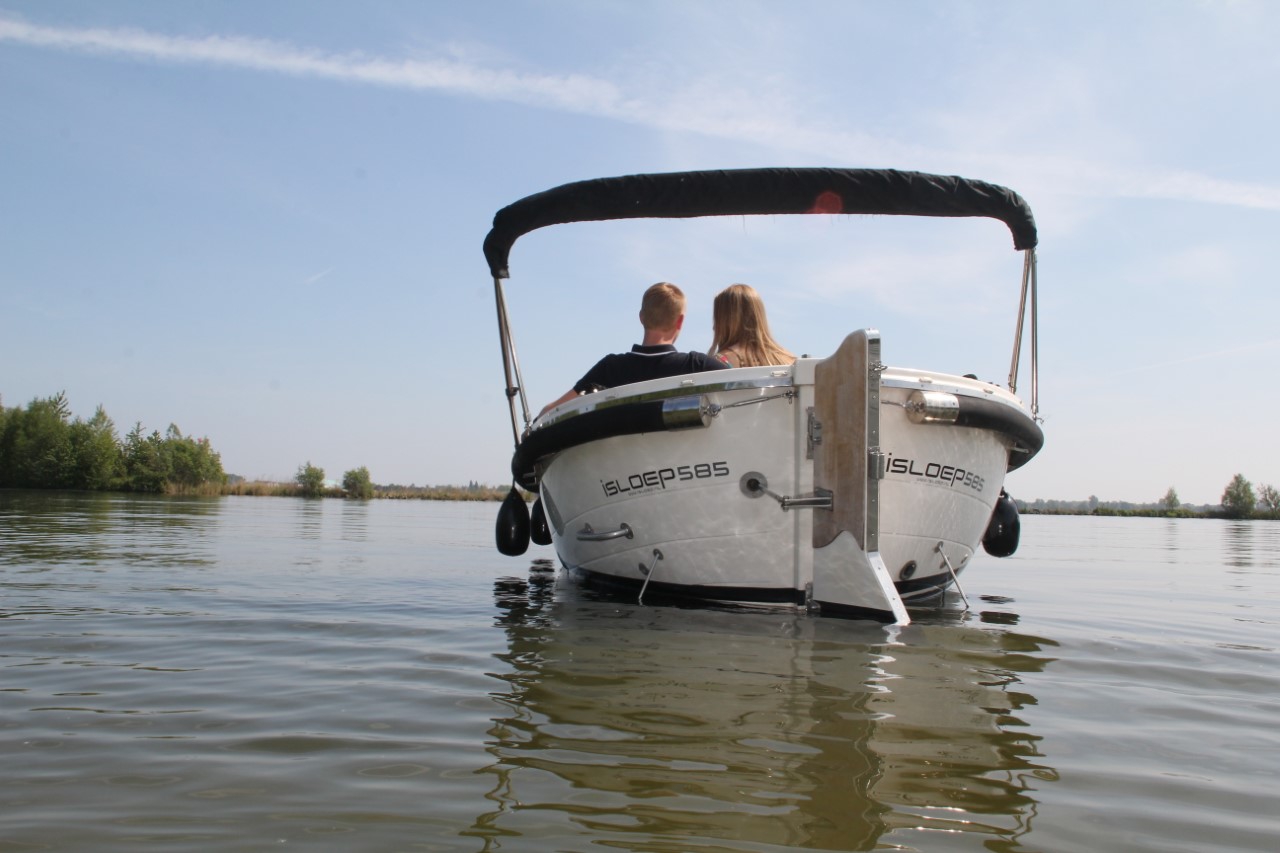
[1,492,1277,852]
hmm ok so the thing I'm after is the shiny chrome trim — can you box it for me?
[543,374,794,426]
[905,389,960,424]
[577,522,634,542]
[782,491,833,511]
[661,395,713,430]
[598,375,794,405]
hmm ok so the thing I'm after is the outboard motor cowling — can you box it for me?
[982,489,1020,557]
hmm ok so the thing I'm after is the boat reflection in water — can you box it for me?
[471,566,1060,851]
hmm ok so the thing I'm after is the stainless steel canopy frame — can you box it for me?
[486,166,1042,457]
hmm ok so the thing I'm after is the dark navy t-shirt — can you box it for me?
[573,344,729,394]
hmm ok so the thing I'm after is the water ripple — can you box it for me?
[1,498,1278,850]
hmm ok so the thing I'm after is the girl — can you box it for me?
[709,284,795,368]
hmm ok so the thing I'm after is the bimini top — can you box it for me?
[483,167,1037,278]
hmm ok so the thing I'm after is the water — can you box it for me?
[1,492,1277,852]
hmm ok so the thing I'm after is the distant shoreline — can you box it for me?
[218,481,518,501]
[1020,507,1271,520]
[0,484,521,501]
[2,486,1273,517]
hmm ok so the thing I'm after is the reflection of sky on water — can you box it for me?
[475,568,1059,851]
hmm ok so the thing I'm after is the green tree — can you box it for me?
[342,466,375,500]
[1221,474,1256,520]
[0,393,226,494]
[1258,484,1280,519]
[163,424,225,489]
[0,392,75,488]
[1160,487,1180,511]
[68,405,123,490]
[296,461,326,498]
[124,423,171,492]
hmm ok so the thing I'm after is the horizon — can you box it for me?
[3,2,1277,506]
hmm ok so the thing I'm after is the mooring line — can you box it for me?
[936,541,970,610]
[637,548,664,606]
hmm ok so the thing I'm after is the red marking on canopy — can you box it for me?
[808,190,844,214]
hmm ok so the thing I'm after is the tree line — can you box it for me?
[0,392,224,493]
[283,466,508,501]
[292,461,374,500]
[0,391,492,501]
[1019,475,1279,520]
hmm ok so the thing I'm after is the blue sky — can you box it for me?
[2,1,1277,506]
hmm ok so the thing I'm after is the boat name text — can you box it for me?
[601,461,730,497]
[884,455,985,493]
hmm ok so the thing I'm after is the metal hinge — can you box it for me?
[807,407,822,459]
[868,447,885,480]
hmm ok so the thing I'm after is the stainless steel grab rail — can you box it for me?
[576,522,633,542]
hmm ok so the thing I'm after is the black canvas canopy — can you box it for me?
[483,167,1037,278]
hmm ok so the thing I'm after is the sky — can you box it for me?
[2,1,1277,507]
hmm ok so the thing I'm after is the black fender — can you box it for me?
[982,489,1020,557]
[495,487,531,556]
[529,497,552,546]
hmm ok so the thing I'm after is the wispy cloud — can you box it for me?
[1110,337,1280,377]
[4,13,1280,213]
[304,268,333,286]
[0,14,622,112]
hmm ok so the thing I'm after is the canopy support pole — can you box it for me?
[1029,249,1039,419]
[1008,248,1040,418]
[494,276,531,447]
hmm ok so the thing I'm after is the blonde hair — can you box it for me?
[710,283,794,367]
[639,282,685,331]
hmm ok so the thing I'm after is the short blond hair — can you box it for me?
[639,282,685,331]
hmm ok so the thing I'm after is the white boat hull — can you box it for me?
[527,333,1039,622]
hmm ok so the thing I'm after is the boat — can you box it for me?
[487,168,1042,624]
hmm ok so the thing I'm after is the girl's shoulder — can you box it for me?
[716,347,742,368]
